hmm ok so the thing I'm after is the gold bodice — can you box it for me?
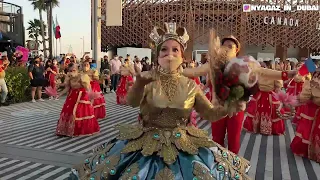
[82,69,99,80]
[65,73,91,89]
[128,70,227,128]
[120,65,134,76]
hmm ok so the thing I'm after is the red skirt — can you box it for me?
[287,80,304,124]
[56,88,100,137]
[116,75,133,105]
[290,102,320,163]
[243,90,285,135]
[90,80,106,120]
[49,73,56,90]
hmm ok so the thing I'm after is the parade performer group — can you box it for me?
[69,22,252,180]
[48,22,320,179]
[55,63,100,137]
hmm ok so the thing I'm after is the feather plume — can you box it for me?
[88,91,101,100]
[272,91,298,107]
[45,87,58,96]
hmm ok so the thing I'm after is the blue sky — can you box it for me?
[10,0,91,57]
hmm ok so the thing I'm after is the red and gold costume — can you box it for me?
[244,69,287,135]
[45,65,58,90]
[290,72,320,163]
[56,73,100,136]
[288,73,311,124]
[83,69,106,120]
[116,64,134,105]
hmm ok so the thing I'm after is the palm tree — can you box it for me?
[27,19,46,47]
[45,0,59,58]
[29,0,47,58]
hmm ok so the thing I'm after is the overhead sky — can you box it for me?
[10,0,91,57]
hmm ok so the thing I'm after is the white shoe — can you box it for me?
[49,96,53,100]
[55,98,59,100]
[31,99,36,103]
[110,90,114,93]
[38,98,45,102]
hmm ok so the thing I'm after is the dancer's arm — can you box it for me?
[58,76,70,97]
[299,80,312,103]
[127,71,153,107]
[256,68,296,81]
[194,86,228,122]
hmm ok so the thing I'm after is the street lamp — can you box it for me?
[80,36,84,56]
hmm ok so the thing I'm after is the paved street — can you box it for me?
[0,93,320,180]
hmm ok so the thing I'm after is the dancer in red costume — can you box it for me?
[56,63,100,137]
[183,36,245,153]
[290,72,320,163]
[244,60,286,135]
[287,62,312,125]
[116,59,134,105]
[82,61,106,120]
[183,35,296,154]
[45,59,58,100]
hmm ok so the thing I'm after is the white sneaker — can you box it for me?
[31,99,36,103]
[49,96,53,100]
[55,98,59,100]
[110,90,114,93]
[38,98,44,102]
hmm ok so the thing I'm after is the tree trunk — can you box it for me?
[47,4,53,59]
[39,9,47,58]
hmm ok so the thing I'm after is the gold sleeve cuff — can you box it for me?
[194,87,227,121]
[299,80,312,103]
[80,74,91,89]
[182,63,209,78]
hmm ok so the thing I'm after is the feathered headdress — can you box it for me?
[149,22,189,50]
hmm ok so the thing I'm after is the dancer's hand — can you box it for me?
[134,63,154,86]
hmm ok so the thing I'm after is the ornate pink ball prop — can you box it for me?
[15,46,29,62]
[224,55,261,88]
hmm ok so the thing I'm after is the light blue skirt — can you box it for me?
[69,139,250,180]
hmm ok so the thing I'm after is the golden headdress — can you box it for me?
[149,22,189,50]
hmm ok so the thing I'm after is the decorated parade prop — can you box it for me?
[14,46,29,63]
[214,55,261,116]
[272,90,298,119]
[298,58,316,76]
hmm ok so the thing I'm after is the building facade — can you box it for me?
[0,1,25,48]
[100,0,320,60]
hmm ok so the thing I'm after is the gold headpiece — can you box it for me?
[149,22,189,50]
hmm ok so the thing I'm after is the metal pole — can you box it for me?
[48,1,53,59]
[93,0,98,61]
[83,36,85,55]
